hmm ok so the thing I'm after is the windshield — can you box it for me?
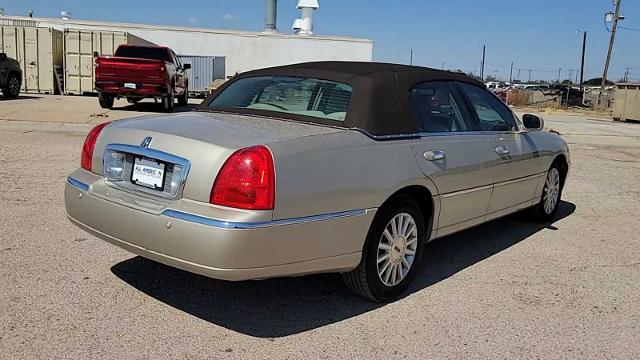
[207,76,352,122]
[114,47,171,62]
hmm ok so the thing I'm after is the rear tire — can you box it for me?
[162,90,175,112]
[177,87,188,106]
[342,195,426,301]
[2,73,21,98]
[98,92,114,109]
[529,162,564,222]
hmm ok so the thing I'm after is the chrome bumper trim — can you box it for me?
[67,176,89,192]
[163,208,371,230]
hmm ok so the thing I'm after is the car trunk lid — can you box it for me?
[94,111,343,203]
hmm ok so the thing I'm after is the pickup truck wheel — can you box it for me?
[2,73,21,98]
[162,91,175,112]
[342,195,425,302]
[98,93,114,109]
[177,88,188,106]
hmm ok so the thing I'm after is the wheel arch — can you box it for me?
[551,153,569,188]
[379,185,435,242]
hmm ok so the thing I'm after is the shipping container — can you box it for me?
[177,55,226,96]
[0,26,63,94]
[63,29,154,95]
[613,84,640,122]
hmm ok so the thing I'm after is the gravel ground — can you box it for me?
[0,101,639,359]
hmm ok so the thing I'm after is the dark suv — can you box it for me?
[0,53,22,98]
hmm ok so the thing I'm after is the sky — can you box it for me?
[2,0,639,82]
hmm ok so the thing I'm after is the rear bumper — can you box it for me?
[95,81,169,97]
[64,171,375,281]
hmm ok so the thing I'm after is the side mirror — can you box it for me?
[0,53,7,61]
[183,63,191,70]
[522,114,544,130]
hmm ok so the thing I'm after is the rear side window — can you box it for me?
[209,76,352,122]
[114,47,171,62]
[410,81,472,133]
[458,83,516,131]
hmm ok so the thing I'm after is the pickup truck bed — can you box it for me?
[95,45,190,112]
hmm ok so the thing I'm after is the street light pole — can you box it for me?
[599,0,623,106]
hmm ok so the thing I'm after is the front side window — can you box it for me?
[410,81,472,133]
[208,76,352,122]
[458,83,516,131]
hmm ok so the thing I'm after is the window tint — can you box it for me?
[209,76,352,121]
[114,46,171,62]
[458,83,516,131]
[410,82,472,133]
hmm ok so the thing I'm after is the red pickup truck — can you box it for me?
[95,45,190,112]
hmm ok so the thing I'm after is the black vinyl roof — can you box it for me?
[203,61,485,137]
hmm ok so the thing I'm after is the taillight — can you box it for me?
[81,122,110,171]
[210,145,275,210]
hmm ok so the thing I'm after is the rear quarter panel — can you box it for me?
[267,130,439,220]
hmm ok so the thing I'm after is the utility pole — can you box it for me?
[557,67,562,83]
[599,0,623,106]
[624,67,631,82]
[528,69,532,82]
[568,69,574,84]
[509,61,514,83]
[409,49,413,66]
[579,31,587,91]
[480,45,486,82]
[517,68,522,81]
[442,62,445,70]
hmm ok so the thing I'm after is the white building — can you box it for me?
[0,13,373,79]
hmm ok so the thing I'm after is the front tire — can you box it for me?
[98,92,114,109]
[529,163,563,222]
[342,195,426,301]
[177,87,188,106]
[2,73,21,98]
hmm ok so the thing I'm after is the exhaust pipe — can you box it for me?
[264,0,277,32]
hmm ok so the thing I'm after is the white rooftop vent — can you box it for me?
[292,0,319,36]
[60,11,71,20]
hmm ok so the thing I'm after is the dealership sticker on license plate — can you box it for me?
[124,83,137,89]
[131,157,165,190]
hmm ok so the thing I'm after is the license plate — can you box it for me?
[124,83,137,89]
[131,157,166,191]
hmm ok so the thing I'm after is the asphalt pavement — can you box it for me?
[1,96,638,359]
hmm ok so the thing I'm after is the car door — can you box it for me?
[456,82,542,215]
[171,51,187,95]
[408,81,497,236]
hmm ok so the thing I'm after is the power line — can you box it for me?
[619,26,640,32]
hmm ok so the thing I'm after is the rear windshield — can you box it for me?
[207,76,352,122]
[114,47,171,62]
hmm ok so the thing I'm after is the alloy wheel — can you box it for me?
[543,168,560,214]
[376,212,418,287]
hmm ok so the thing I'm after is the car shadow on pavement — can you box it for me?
[112,102,199,113]
[111,200,575,338]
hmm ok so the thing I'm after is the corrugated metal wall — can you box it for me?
[0,26,63,94]
[177,55,225,95]
[613,84,640,122]
[63,30,131,94]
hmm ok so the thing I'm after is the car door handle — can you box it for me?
[494,145,510,155]
[423,150,446,161]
